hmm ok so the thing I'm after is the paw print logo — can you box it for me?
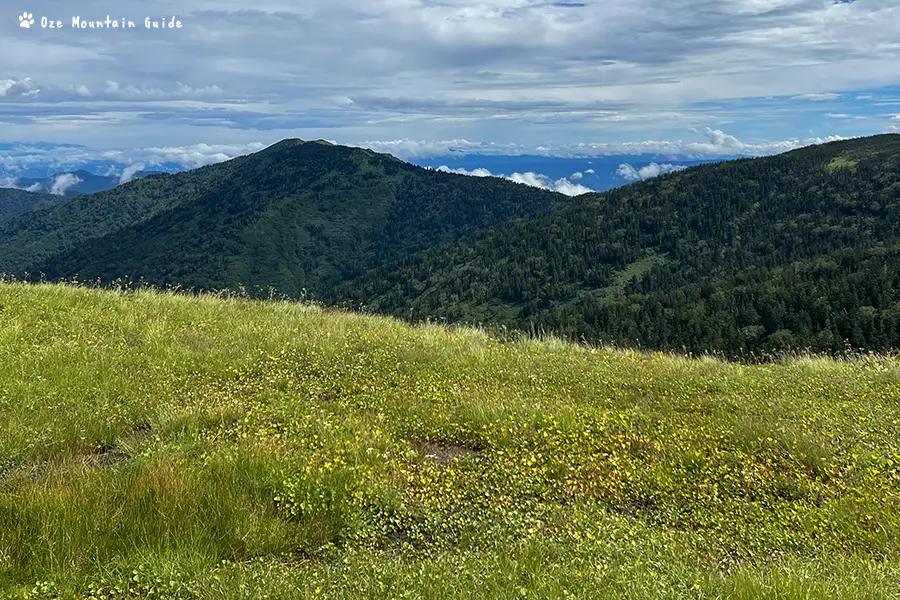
[18,12,34,28]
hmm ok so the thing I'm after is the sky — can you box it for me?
[2,0,900,192]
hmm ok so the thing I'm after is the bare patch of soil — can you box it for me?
[413,440,480,465]
[80,444,127,469]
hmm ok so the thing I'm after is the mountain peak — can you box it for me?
[265,138,307,149]
[256,138,348,158]
[250,138,402,168]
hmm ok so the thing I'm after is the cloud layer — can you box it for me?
[363,128,848,160]
[616,162,688,182]
[436,165,592,196]
[49,173,82,195]
[0,141,267,176]
[0,0,899,153]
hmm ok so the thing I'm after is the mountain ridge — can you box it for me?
[334,133,900,354]
[5,169,163,197]
[0,187,71,224]
[0,138,568,297]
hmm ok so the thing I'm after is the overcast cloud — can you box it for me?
[1,0,899,168]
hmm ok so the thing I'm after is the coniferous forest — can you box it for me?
[338,134,900,356]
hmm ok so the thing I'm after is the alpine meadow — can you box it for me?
[0,282,898,599]
[5,0,900,593]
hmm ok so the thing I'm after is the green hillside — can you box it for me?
[0,188,70,224]
[0,140,564,296]
[1,282,899,599]
[338,134,900,356]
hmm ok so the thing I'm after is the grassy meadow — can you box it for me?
[0,281,899,599]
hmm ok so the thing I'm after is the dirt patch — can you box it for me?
[0,456,20,487]
[115,422,155,453]
[413,440,480,465]
[42,445,129,475]
[25,444,131,482]
[28,460,52,482]
[82,444,127,469]
[5,430,151,485]
[132,420,154,436]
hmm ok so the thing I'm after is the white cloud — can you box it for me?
[118,163,146,184]
[703,127,744,149]
[570,171,583,180]
[791,93,840,102]
[0,177,43,192]
[585,169,595,174]
[506,172,549,187]
[49,173,82,196]
[436,166,493,177]
[0,141,272,176]
[617,162,688,182]
[363,128,848,160]
[136,142,268,167]
[437,164,592,196]
[364,139,490,160]
[546,177,594,197]
[507,172,593,196]
[0,77,225,103]
[0,78,41,99]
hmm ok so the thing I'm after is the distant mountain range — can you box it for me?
[416,155,729,192]
[2,169,163,197]
[2,134,899,356]
[0,155,725,199]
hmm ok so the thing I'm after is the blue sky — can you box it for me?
[1,0,900,193]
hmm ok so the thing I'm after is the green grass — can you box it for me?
[1,282,899,599]
[825,155,859,171]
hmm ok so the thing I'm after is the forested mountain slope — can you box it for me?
[336,134,900,355]
[0,140,565,296]
[0,188,70,224]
